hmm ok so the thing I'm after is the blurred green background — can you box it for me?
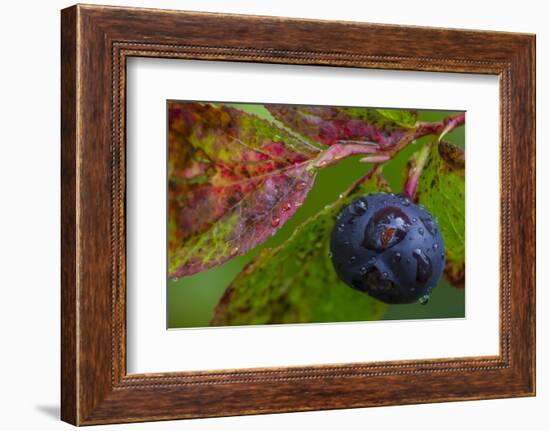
[168,103,465,328]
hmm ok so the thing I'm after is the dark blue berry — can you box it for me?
[330,192,445,304]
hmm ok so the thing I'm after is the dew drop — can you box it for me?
[418,227,424,236]
[419,294,430,305]
[230,246,239,255]
[359,267,398,300]
[441,252,445,261]
[359,266,367,275]
[412,217,418,223]
[282,202,292,212]
[393,252,402,262]
[369,256,377,264]
[338,193,345,199]
[401,198,411,207]
[344,240,350,246]
[363,206,411,252]
[382,272,389,278]
[433,243,439,250]
[350,198,368,215]
[349,256,357,263]
[413,249,432,284]
[420,216,438,236]
[328,251,333,258]
[271,216,281,227]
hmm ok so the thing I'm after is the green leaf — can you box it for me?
[211,170,389,326]
[375,109,418,128]
[416,141,465,286]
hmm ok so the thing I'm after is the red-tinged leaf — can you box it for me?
[168,102,321,279]
[266,104,417,147]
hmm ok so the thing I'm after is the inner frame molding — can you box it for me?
[61,4,534,425]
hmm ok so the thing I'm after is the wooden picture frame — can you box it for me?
[61,4,535,425]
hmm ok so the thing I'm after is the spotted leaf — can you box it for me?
[416,141,465,286]
[266,104,417,147]
[168,102,321,279]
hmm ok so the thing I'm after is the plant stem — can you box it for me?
[311,112,464,170]
[404,141,432,199]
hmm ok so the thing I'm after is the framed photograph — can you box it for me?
[61,4,535,425]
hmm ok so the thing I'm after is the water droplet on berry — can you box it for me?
[359,266,367,275]
[344,240,350,246]
[369,256,377,264]
[350,198,368,215]
[401,198,411,206]
[412,217,418,223]
[349,256,357,263]
[441,252,445,261]
[382,272,389,278]
[419,294,430,305]
[420,216,438,236]
[338,193,345,199]
[282,202,292,212]
[393,252,402,262]
[418,227,424,236]
[363,206,411,252]
[358,267,398,300]
[413,249,432,283]
[271,216,280,227]
[230,246,239,255]
[433,243,439,250]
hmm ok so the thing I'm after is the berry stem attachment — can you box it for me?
[404,141,433,200]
